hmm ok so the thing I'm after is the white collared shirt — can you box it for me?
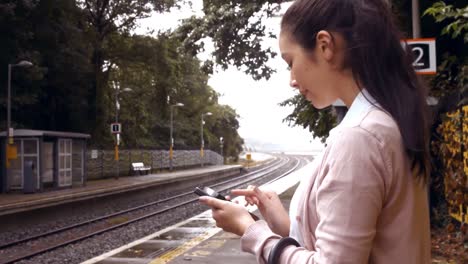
[289,90,380,245]
[327,89,380,144]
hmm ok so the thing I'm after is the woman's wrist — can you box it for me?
[266,212,291,237]
[239,217,256,236]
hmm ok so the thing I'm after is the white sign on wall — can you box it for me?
[91,150,98,159]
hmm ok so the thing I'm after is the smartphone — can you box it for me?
[194,186,260,221]
[194,186,226,200]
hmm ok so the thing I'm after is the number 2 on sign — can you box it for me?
[412,47,424,67]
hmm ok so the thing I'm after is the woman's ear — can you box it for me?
[315,30,335,62]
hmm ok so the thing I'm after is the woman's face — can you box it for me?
[279,31,341,109]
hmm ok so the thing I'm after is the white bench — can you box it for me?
[131,162,151,175]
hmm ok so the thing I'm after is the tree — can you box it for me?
[0,0,39,130]
[175,0,287,81]
[76,0,178,141]
[208,104,244,160]
[103,32,244,158]
[423,1,467,107]
[0,0,93,133]
[0,0,255,160]
[422,0,467,227]
[279,95,336,143]
[30,0,93,132]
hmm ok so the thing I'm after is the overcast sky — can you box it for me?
[135,1,325,153]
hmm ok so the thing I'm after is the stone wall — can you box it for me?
[86,149,223,180]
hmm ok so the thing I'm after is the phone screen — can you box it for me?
[195,186,259,221]
[194,186,226,200]
[203,187,217,196]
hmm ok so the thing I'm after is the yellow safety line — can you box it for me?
[149,228,220,264]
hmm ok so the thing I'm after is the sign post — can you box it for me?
[404,38,436,75]
[246,153,252,169]
[111,123,121,134]
[111,123,121,179]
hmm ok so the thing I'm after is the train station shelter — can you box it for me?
[0,129,90,193]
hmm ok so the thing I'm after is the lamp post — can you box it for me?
[200,112,212,167]
[112,82,132,179]
[4,60,33,189]
[114,82,133,124]
[219,137,224,165]
[7,60,33,145]
[169,102,184,171]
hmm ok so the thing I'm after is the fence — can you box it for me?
[86,149,223,180]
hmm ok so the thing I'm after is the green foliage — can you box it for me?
[107,34,224,149]
[76,0,180,141]
[423,0,467,226]
[77,0,177,33]
[423,1,468,42]
[0,0,93,132]
[429,53,468,107]
[209,105,244,159]
[175,0,286,81]
[431,107,468,223]
[0,0,245,159]
[424,1,467,107]
[279,94,336,143]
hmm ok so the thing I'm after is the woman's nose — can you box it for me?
[290,79,299,89]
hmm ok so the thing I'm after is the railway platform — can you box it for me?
[81,160,315,264]
[0,165,244,217]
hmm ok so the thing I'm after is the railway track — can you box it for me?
[0,155,306,264]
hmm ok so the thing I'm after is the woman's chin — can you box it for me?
[306,94,335,109]
[311,104,328,109]
[309,99,331,110]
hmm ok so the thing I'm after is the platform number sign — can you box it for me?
[111,123,121,134]
[403,38,436,75]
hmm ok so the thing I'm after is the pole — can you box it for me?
[4,65,12,184]
[7,64,11,144]
[115,144,119,180]
[170,106,174,171]
[201,114,204,167]
[412,0,421,38]
[115,87,119,179]
[220,143,224,165]
[115,88,119,123]
[1,138,6,192]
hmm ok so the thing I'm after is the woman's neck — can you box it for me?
[336,70,361,108]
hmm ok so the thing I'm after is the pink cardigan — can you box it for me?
[241,109,431,263]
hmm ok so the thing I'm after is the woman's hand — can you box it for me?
[199,196,256,236]
[231,186,290,236]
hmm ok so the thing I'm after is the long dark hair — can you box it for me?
[281,0,430,183]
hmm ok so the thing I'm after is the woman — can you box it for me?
[199,0,431,263]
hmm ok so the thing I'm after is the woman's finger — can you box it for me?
[253,197,259,204]
[231,189,256,196]
[245,197,255,205]
[252,186,270,200]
